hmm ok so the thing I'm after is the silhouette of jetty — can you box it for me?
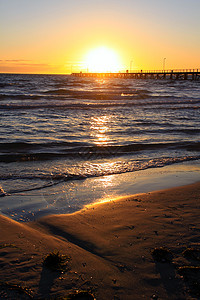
[72,69,200,80]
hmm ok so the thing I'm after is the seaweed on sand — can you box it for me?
[65,290,96,300]
[43,250,70,272]
[177,266,200,296]
[151,247,173,263]
[182,248,200,261]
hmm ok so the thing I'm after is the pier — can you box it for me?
[72,69,200,80]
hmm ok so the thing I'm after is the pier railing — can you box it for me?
[128,68,199,73]
[72,69,200,80]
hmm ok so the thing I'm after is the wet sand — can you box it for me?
[0,182,200,299]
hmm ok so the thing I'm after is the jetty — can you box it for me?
[72,69,200,80]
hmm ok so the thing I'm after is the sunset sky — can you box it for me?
[1,0,200,74]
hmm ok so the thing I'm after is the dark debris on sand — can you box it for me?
[182,247,200,262]
[151,246,200,297]
[177,266,200,297]
[64,290,96,300]
[43,250,70,272]
[151,247,173,263]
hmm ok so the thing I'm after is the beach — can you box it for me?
[1,181,200,299]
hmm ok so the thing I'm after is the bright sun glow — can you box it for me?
[84,46,122,73]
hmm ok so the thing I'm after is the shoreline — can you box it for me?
[1,160,200,222]
[1,182,200,299]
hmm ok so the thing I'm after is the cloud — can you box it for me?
[0,59,31,62]
[0,60,49,67]
[17,63,49,67]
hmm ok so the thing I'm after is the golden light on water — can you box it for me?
[90,115,111,145]
[84,46,123,73]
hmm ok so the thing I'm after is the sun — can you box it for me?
[84,46,122,73]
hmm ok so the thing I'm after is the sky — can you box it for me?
[1,0,200,74]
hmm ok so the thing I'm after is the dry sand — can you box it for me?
[0,182,200,299]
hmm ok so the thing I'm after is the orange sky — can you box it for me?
[1,0,200,74]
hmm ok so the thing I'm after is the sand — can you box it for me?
[0,182,200,299]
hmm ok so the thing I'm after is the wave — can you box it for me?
[0,141,200,162]
[0,98,199,111]
[0,141,89,151]
[1,155,200,196]
[0,91,149,102]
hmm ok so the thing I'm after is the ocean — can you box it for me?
[0,73,200,221]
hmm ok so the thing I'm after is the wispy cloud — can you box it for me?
[0,59,31,62]
[0,60,50,67]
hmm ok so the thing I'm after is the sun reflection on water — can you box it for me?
[87,173,120,206]
[90,115,112,145]
[97,174,114,188]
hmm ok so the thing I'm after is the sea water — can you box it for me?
[0,74,200,221]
